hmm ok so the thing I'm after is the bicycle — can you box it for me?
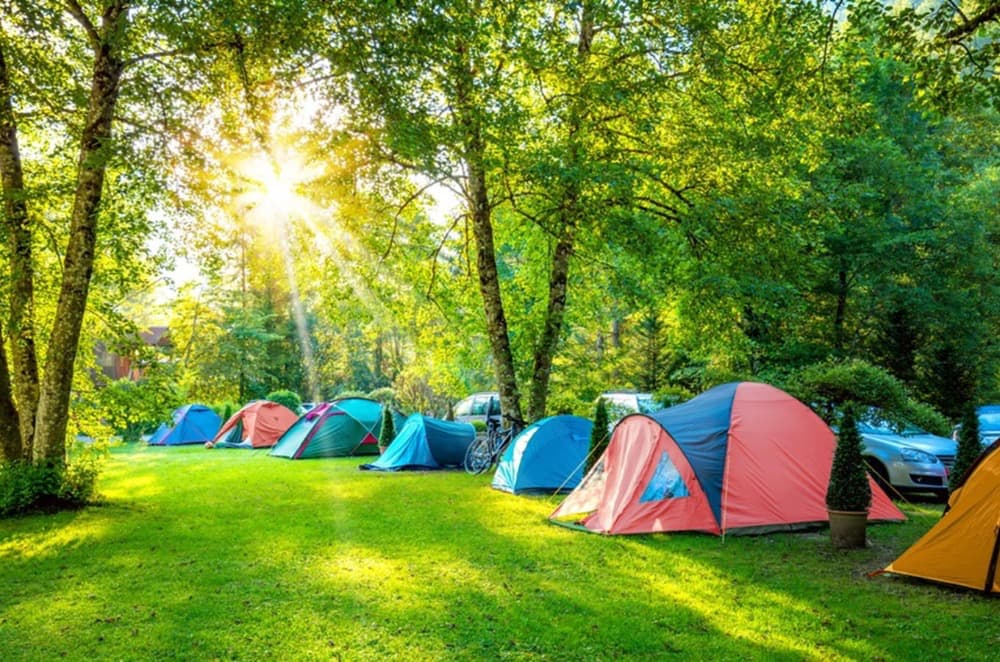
[464,404,522,474]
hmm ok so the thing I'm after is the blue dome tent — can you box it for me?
[492,415,593,495]
[147,404,222,446]
[360,414,475,471]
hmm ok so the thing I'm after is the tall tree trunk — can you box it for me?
[453,40,523,424]
[467,139,523,425]
[0,39,39,458]
[526,4,594,421]
[0,320,22,462]
[33,5,127,464]
[528,231,573,421]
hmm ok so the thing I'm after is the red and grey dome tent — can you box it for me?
[550,382,904,536]
[210,400,299,449]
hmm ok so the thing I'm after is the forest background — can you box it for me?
[1,0,998,466]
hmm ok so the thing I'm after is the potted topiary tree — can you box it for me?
[587,397,611,472]
[378,404,397,454]
[827,404,872,549]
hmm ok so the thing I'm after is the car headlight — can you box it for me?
[899,447,938,464]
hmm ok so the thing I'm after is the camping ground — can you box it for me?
[0,445,995,660]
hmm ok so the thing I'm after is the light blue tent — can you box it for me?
[360,414,475,471]
[147,404,222,446]
[492,415,593,495]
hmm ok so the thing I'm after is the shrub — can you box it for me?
[333,389,367,401]
[378,406,397,450]
[0,445,104,516]
[265,390,302,412]
[367,387,396,405]
[826,405,872,513]
[546,394,582,416]
[951,403,982,492]
[587,398,611,472]
[213,401,239,422]
[471,420,487,433]
[653,385,693,408]
[785,359,950,435]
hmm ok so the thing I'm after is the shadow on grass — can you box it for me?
[0,447,993,660]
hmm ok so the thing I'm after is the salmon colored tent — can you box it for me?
[211,401,299,449]
[879,440,1000,593]
[550,382,904,536]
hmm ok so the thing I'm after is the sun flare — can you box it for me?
[238,153,314,232]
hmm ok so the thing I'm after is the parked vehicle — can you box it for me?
[856,412,956,502]
[599,391,662,424]
[952,405,1000,447]
[452,391,500,424]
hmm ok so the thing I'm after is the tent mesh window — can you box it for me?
[640,451,689,502]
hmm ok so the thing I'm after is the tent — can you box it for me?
[492,415,593,495]
[550,382,905,536]
[269,398,400,459]
[147,404,222,446]
[878,440,1000,592]
[210,401,299,449]
[360,414,475,471]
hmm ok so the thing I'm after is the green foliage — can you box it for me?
[587,398,611,472]
[378,405,397,450]
[333,389,367,401]
[653,385,694,408]
[265,390,302,413]
[785,359,950,435]
[471,420,487,433]
[367,387,396,405]
[93,372,184,442]
[212,401,239,422]
[546,394,583,417]
[0,443,104,516]
[826,406,872,513]
[951,403,983,492]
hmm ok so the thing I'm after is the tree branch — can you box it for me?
[63,0,100,49]
[943,2,1000,40]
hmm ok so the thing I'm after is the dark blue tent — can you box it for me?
[148,404,222,446]
[492,415,593,494]
[360,414,475,471]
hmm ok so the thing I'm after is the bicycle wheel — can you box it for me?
[464,435,494,475]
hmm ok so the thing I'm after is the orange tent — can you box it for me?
[880,440,1000,593]
[211,401,299,449]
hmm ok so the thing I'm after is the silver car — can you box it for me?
[857,414,956,502]
[452,391,500,424]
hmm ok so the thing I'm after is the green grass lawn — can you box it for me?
[0,445,994,661]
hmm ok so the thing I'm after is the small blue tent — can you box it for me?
[492,415,593,495]
[360,414,475,471]
[147,404,222,446]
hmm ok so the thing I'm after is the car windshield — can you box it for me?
[636,396,659,414]
[857,413,927,437]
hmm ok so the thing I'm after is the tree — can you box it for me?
[826,405,872,513]
[378,406,396,452]
[1,1,132,464]
[951,403,983,491]
[587,397,610,472]
[0,1,322,467]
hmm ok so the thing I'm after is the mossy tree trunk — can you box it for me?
[0,1,129,466]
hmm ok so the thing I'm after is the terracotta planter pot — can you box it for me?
[828,509,868,549]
